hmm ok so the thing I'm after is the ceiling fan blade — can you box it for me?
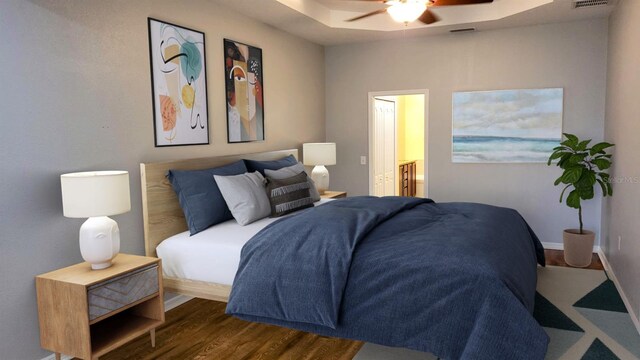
[346,8,389,22]
[431,0,493,6]
[418,8,440,24]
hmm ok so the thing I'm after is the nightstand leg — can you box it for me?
[55,353,61,360]
[150,328,156,347]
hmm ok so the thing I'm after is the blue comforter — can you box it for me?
[226,197,549,359]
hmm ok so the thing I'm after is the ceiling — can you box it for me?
[210,0,616,45]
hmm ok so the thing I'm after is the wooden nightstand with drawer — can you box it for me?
[36,254,164,360]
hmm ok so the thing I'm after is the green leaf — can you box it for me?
[554,176,563,186]
[597,172,613,196]
[566,190,581,209]
[592,158,611,170]
[578,185,594,200]
[593,154,612,159]
[548,151,565,165]
[573,170,596,200]
[563,133,579,144]
[577,170,597,188]
[559,184,571,202]
[569,153,588,164]
[561,167,583,184]
[598,172,610,182]
[557,153,572,168]
[576,139,592,151]
[553,146,569,151]
[589,142,614,155]
[596,179,607,195]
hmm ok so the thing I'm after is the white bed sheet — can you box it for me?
[157,199,333,285]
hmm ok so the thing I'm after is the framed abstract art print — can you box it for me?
[148,18,209,147]
[224,39,264,143]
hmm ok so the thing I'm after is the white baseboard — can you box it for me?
[41,294,194,360]
[542,241,565,250]
[164,293,194,311]
[596,249,640,336]
[541,241,601,252]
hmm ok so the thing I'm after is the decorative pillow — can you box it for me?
[264,162,321,202]
[167,160,247,235]
[214,172,271,226]
[243,155,297,175]
[266,172,314,217]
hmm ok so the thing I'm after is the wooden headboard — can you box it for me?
[140,149,299,257]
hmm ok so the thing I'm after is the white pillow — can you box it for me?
[214,172,271,225]
[264,162,321,202]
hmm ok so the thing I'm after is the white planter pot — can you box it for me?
[563,229,595,268]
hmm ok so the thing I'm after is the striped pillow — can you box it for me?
[266,172,314,217]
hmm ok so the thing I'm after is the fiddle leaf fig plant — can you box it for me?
[548,133,614,234]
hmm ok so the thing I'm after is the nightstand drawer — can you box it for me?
[88,265,159,321]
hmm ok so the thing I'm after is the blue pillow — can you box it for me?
[168,160,247,235]
[244,155,297,175]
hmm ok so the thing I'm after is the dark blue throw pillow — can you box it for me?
[244,155,297,175]
[168,160,247,235]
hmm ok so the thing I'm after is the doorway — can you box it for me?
[368,90,428,198]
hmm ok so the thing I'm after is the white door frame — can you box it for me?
[368,89,430,197]
[372,97,397,196]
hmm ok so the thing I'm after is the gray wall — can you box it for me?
[325,19,608,247]
[603,0,640,324]
[0,1,325,359]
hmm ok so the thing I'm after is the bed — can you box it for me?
[140,149,549,359]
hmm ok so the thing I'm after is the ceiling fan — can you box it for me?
[345,0,494,25]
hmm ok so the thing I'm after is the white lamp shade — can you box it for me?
[61,171,131,218]
[303,143,336,166]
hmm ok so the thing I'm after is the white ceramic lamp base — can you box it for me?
[311,165,330,195]
[79,216,120,270]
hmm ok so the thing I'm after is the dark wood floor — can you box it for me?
[99,250,603,360]
[101,299,362,360]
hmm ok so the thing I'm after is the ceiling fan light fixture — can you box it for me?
[387,1,427,23]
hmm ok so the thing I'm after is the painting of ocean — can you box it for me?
[452,88,563,163]
[452,136,560,163]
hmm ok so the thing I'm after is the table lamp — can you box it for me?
[60,171,131,270]
[303,143,336,194]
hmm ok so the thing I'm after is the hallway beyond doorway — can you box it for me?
[368,90,428,198]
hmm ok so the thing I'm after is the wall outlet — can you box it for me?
[360,156,367,165]
[618,235,622,251]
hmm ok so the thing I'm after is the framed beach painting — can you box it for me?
[452,88,563,163]
[148,18,209,147]
[224,39,264,143]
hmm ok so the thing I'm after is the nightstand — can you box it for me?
[320,191,347,199]
[36,254,164,360]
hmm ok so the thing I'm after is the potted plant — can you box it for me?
[547,133,614,267]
